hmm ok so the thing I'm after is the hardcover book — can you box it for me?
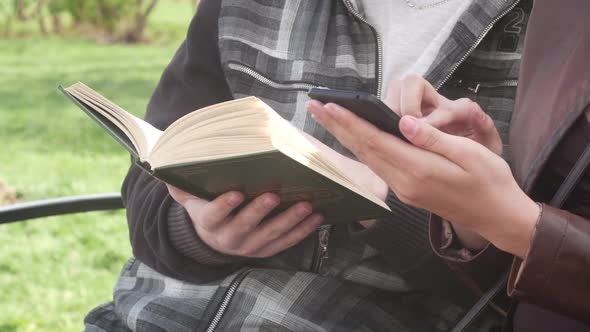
[60,82,392,223]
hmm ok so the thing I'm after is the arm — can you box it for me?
[308,87,590,322]
[309,76,511,291]
[126,0,323,282]
[123,0,244,282]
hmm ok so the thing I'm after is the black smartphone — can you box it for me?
[307,88,407,142]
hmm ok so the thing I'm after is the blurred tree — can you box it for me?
[14,0,36,20]
[0,1,12,36]
[125,0,159,42]
[1,0,200,43]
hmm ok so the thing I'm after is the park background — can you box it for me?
[0,1,197,330]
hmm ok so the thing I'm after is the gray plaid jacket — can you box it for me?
[85,0,532,330]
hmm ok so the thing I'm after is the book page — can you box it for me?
[66,82,162,160]
[129,116,162,154]
[263,106,389,210]
[148,98,276,168]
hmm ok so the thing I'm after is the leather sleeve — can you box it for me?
[123,0,251,283]
[507,204,590,324]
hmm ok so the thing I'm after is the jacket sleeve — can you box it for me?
[428,214,513,294]
[507,204,590,324]
[123,0,251,283]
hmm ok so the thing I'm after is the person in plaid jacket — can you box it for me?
[85,0,532,331]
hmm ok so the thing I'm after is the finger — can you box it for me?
[471,108,503,155]
[422,100,476,131]
[310,100,469,202]
[247,201,313,245]
[308,101,434,187]
[166,184,234,231]
[196,191,244,231]
[422,100,503,155]
[254,213,324,258]
[166,184,194,204]
[229,192,280,233]
[400,75,441,117]
[399,115,477,168]
[384,79,402,115]
[306,99,324,111]
[309,101,431,178]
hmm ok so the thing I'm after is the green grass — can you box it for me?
[0,2,194,331]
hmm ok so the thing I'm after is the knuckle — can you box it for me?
[253,195,276,212]
[266,228,283,240]
[413,165,433,182]
[420,131,439,149]
[283,239,299,250]
[456,97,473,106]
[363,132,381,150]
[354,148,370,163]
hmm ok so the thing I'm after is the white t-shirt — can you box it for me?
[357,0,473,97]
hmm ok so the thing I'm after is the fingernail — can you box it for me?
[477,110,486,122]
[227,194,242,207]
[400,116,418,138]
[264,196,279,208]
[297,204,312,217]
[312,214,324,224]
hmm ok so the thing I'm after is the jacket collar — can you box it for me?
[424,0,519,88]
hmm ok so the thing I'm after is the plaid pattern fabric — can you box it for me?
[85,0,532,330]
[219,0,378,156]
[84,258,502,332]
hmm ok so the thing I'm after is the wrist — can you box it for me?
[481,196,540,258]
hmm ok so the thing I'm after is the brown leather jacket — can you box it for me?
[431,0,590,327]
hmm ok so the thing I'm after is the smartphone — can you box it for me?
[307,88,407,142]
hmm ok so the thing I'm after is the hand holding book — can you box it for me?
[167,185,324,258]
[60,82,393,225]
[165,132,388,258]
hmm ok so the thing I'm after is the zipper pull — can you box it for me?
[454,80,480,94]
[314,225,332,275]
[467,83,480,94]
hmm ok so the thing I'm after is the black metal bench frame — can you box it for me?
[0,193,124,225]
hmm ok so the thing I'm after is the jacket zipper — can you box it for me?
[435,0,522,91]
[311,224,332,274]
[454,79,518,94]
[342,0,383,99]
[228,61,334,275]
[205,269,251,332]
[227,62,321,91]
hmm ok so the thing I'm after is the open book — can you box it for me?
[60,82,392,223]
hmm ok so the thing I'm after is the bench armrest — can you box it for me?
[0,193,124,225]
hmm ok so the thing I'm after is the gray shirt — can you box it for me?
[358,0,473,97]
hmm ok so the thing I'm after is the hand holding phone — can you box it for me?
[307,88,408,142]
